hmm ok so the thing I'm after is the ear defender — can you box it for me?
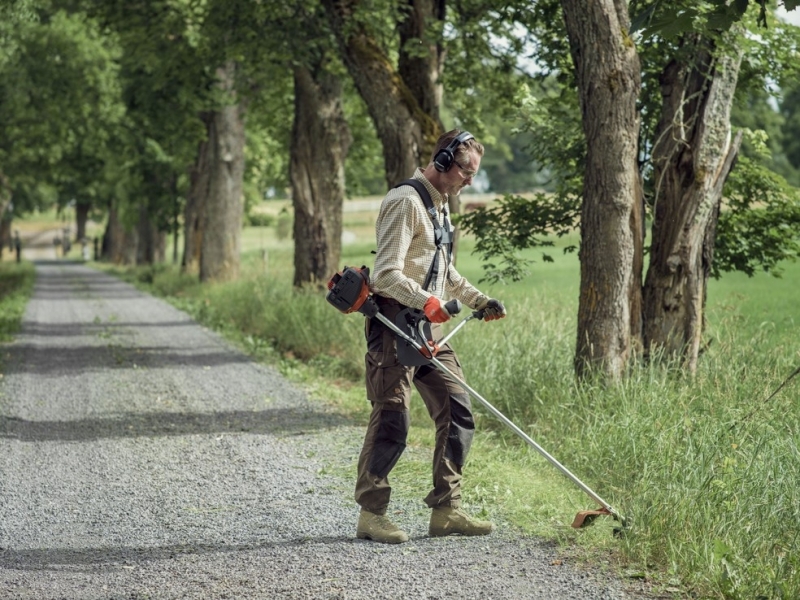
[433,131,474,173]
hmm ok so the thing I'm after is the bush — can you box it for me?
[247,213,275,227]
[276,208,293,240]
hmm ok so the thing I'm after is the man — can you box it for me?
[356,129,506,544]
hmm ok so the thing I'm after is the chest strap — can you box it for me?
[392,179,453,292]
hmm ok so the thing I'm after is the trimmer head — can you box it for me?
[572,507,613,528]
[572,506,628,536]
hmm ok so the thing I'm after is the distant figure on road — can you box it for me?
[13,230,21,262]
[62,228,71,257]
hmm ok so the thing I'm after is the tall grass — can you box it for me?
[0,261,35,344]
[110,245,800,599]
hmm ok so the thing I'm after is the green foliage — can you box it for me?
[0,261,35,343]
[459,83,583,283]
[716,138,800,277]
[246,212,274,228]
[458,193,579,284]
[629,0,799,36]
[343,84,386,197]
[0,8,126,215]
[458,1,800,288]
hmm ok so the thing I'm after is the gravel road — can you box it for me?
[0,261,647,599]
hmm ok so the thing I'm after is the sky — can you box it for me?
[776,5,800,26]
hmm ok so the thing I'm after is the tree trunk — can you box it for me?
[0,218,9,260]
[643,35,743,373]
[290,65,352,288]
[561,0,642,380]
[398,0,445,130]
[396,0,462,257]
[136,201,166,265]
[75,202,90,242]
[182,114,212,274]
[199,62,246,283]
[322,0,441,187]
[0,173,11,259]
[105,201,138,265]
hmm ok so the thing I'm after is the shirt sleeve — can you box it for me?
[445,264,489,310]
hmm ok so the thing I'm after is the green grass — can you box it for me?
[0,261,35,344]
[26,204,800,598]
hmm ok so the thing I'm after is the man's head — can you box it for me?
[425,129,484,197]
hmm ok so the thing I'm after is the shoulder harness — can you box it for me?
[392,179,453,292]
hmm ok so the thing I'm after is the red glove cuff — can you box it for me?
[423,296,450,323]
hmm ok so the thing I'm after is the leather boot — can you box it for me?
[429,506,493,537]
[356,509,409,544]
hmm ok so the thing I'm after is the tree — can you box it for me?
[321,0,442,189]
[463,0,800,378]
[641,33,743,371]
[257,1,352,288]
[560,0,643,379]
[634,2,799,371]
[0,6,125,251]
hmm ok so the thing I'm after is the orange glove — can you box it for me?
[423,296,451,323]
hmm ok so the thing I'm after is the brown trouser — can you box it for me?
[355,298,475,515]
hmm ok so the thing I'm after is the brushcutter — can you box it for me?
[326,265,625,529]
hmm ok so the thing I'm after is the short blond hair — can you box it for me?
[432,129,484,166]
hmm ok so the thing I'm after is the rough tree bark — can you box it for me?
[199,61,246,283]
[561,0,643,380]
[643,35,744,373]
[321,0,441,187]
[290,65,352,288]
[182,116,211,274]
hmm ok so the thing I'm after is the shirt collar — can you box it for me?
[412,168,446,209]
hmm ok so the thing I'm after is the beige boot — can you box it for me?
[356,509,409,544]
[429,506,493,537]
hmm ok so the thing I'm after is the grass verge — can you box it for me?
[0,261,35,344]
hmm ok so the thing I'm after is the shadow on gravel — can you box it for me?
[3,344,253,375]
[0,407,351,442]
[19,322,195,337]
[31,259,85,267]
[0,537,355,571]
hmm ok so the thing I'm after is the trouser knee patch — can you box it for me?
[445,393,475,466]
[369,409,410,478]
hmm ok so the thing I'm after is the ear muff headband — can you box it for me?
[433,131,474,173]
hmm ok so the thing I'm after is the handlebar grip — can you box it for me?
[444,299,462,316]
[472,308,487,320]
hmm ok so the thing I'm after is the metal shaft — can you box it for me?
[374,311,621,521]
[436,314,477,349]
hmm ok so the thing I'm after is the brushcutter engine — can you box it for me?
[326,266,378,318]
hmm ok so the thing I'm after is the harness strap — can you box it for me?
[392,179,453,292]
